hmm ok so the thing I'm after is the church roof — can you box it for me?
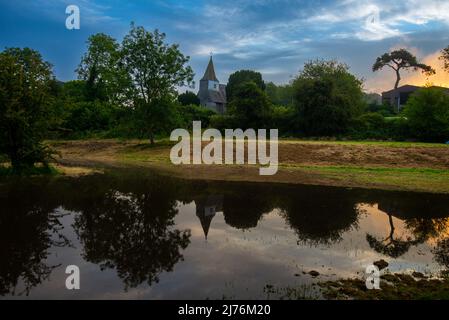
[201,56,219,82]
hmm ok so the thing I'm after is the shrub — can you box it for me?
[349,113,387,139]
[271,105,295,136]
[177,104,215,129]
[403,88,449,142]
[209,114,239,131]
[64,101,118,134]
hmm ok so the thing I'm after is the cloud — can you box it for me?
[307,0,449,41]
[25,0,120,25]
[3,0,449,91]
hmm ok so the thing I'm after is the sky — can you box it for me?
[2,0,449,94]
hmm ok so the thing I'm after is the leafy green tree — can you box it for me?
[373,49,435,89]
[122,24,194,144]
[65,101,118,134]
[271,105,294,135]
[292,60,365,136]
[403,87,449,142]
[76,33,130,103]
[177,104,215,128]
[226,70,265,103]
[266,82,294,106]
[134,97,180,142]
[0,48,56,173]
[60,80,88,101]
[227,81,272,129]
[178,91,200,106]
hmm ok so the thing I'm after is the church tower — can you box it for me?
[201,56,220,91]
[197,56,227,114]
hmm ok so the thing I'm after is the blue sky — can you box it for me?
[2,0,449,93]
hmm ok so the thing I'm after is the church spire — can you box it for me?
[201,56,219,82]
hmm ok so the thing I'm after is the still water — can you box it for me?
[1,169,449,299]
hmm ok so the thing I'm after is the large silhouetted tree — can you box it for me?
[373,49,435,89]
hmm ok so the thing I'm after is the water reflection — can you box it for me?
[195,195,222,239]
[1,169,449,298]
[0,181,70,296]
[72,175,191,289]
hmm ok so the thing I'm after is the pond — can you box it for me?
[1,169,449,299]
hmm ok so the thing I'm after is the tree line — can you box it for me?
[2,23,449,173]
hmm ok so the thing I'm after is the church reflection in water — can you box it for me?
[1,169,449,297]
[195,195,223,240]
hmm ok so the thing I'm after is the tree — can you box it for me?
[226,70,265,103]
[292,60,365,136]
[403,87,449,142]
[266,82,294,106]
[0,48,56,173]
[122,24,194,144]
[440,45,449,73]
[373,49,435,89]
[177,104,215,129]
[178,91,200,106]
[227,81,272,129]
[76,33,130,103]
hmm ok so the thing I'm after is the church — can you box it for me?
[197,56,227,114]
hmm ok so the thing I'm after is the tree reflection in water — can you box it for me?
[279,190,360,246]
[364,201,449,258]
[2,170,449,296]
[0,182,69,296]
[365,214,421,258]
[72,175,191,290]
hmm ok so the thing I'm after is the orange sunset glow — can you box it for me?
[366,49,449,93]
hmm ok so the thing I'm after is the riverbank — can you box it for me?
[49,139,449,194]
[319,272,449,300]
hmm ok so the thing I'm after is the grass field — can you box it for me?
[44,138,449,194]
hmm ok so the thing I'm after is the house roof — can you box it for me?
[382,84,449,95]
[201,56,219,82]
[382,85,421,95]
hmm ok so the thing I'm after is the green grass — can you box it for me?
[283,165,449,193]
